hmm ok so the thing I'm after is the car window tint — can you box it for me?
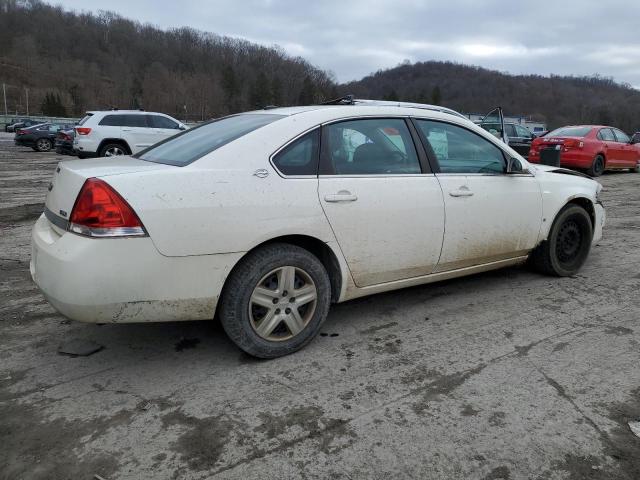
[99,115,124,126]
[137,113,284,166]
[416,120,506,174]
[78,114,93,126]
[515,125,531,137]
[323,118,420,175]
[613,129,630,143]
[505,124,517,137]
[273,129,319,176]
[150,115,179,129]
[598,128,615,141]
[122,115,148,128]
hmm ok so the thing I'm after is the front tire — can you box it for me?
[35,138,52,152]
[219,243,331,358]
[529,204,593,276]
[586,154,605,177]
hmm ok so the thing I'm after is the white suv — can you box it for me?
[73,110,187,158]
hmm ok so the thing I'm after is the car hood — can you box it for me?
[530,164,593,180]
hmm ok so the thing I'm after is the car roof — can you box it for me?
[246,99,467,120]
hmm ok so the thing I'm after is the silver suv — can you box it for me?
[73,110,187,158]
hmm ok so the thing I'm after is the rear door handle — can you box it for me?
[122,128,132,131]
[449,188,474,197]
[324,191,358,202]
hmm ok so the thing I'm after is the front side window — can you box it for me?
[416,120,506,174]
[613,129,630,143]
[598,128,615,141]
[505,124,517,138]
[149,115,179,129]
[322,118,421,175]
[272,129,319,176]
[515,125,531,138]
[138,113,284,166]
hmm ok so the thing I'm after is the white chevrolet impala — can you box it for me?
[31,99,605,358]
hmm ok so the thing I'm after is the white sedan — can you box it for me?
[31,99,605,358]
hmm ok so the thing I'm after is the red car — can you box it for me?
[528,125,640,176]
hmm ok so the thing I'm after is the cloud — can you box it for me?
[49,0,640,86]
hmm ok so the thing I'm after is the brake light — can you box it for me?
[563,139,584,150]
[69,178,146,237]
[16,129,25,135]
[75,127,91,135]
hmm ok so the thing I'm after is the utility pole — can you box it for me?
[2,83,7,117]
[25,88,29,116]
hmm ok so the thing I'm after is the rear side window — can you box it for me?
[149,115,179,129]
[598,128,615,141]
[137,113,284,166]
[547,126,592,138]
[122,115,148,127]
[99,115,124,126]
[273,129,319,176]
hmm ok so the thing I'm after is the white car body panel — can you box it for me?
[31,104,605,324]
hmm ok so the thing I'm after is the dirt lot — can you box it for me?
[1,130,639,480]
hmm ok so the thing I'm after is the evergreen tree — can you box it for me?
[431,85,442,105]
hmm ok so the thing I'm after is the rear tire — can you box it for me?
[219,243,331,358]
[586,154,605,177]
[99,143,128,157]
[35,138,52,152]
[529,204,593,276]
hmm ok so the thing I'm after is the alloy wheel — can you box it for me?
[105,146,125,156]
[249,266,318,341]
[37,139,51,151]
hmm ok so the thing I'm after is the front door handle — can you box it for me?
[324,190,358,202]
[449,187,474,197]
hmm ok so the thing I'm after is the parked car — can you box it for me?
[479,121,536,159]
[73,110,187,158]
[6,119,42,133]
[55,128,75,155]
[528,125,640,176]
[31,100,605,358]
[14,122,75,152]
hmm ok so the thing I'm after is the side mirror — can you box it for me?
[506,157,525,174]
[179,125,186,130]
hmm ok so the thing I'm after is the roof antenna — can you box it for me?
[320,94,355,105]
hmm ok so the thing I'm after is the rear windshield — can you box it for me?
[78,113,93,126]
[547,126,592,138]
[137,113,285,166]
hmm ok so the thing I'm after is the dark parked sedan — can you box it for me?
[55,129,75,155]
[14,123,74,152]
[6,119,42,132]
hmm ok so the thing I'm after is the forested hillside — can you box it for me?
[0,0,335,120]
[341,61,640,131]
[2,0,640,131]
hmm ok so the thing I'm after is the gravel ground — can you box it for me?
[1,131,639,480]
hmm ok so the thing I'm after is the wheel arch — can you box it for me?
[221,234,344,305]
[540,195,596,243]
[97,138,132,155]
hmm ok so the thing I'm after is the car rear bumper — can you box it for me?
[529,150,592,168]
[30,214,243,323]
[14,137,34,147]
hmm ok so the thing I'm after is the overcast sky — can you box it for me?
[50,0,640,87]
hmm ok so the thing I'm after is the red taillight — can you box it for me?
[69,178,146,237]
[16,129,25,135]
[563,139,584,150]
[75,127,91,135]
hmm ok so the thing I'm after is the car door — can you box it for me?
[318,117,445,287]
[413,119,542,272]
[597,128,624,166]
[121,114,156,153]
[147,114,183,143]
[480,107,507,144]
[612,129,636,166]
[512,124,534,158]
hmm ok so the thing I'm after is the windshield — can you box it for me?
[547,126,592,138]
[137,113,285,166]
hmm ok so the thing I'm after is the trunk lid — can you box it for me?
[44,157,172,231]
